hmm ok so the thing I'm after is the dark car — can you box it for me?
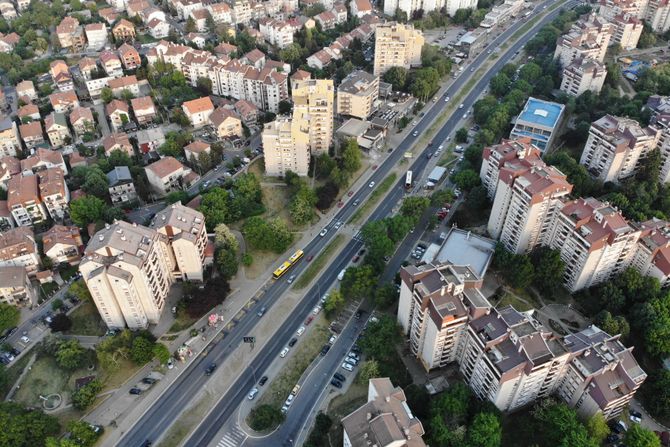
[259,376,268,386]
[606,434,619,444]
[288,338,298,347]
[333,373,346,382]
[358,248,366,256]
[141,377,157,385]
[9,348,20,356]
[630,410,642,419]
[355,310,362,320]
[140,441,152,447]
[320,345,331,356]
[330,379,342,388]
[129,388,142,395]
[351,345,361,354]
[205,362,217,376]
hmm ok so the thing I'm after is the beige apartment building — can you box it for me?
[0,266,36,306]
[373,23,424,76]
[480,137,540,199]
[7,175,48,227]
[262,117,310,176]
[579,115,660,183]
[0,117,19,157]
[37,167,70,221]
[597,0,646,20]
[630,218,670,287]
[0,227,40,275]
[486,151,572,254]
[149,203,207,282]
[292,78,334,155]
[336,70,379,120]
[553,13,612,67]
[610,13,644,49]
[644,95,670,183]
[645,0,670,32]
[559,58,607,97]
[79,221,175,330]
[144,156,196,197]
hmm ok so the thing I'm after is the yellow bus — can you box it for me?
[273,261,292,279]
[288,249,304,264]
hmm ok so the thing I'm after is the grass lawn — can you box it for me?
[168,309,198,333]
[293,234,344,289]
[494,292,534,312]
[100,358,143,390]
[40,282,59,301]
[254,319,330,410]
[350,173,398,225]
[65,300,107,336]
[0,351,32,399]
[14,354,71,407]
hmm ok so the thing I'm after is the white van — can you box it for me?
[337,269,347,281]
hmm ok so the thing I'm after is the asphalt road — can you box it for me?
[118,2,576,445]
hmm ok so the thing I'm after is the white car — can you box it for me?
[462,114,468,120]
[368,181,375,188]
[312,305,322,315]
[444,96,450,102]
[280,347,290,358]
[459,104,464,109]
[412,121,417,126]
[296,326,306,336]
[329,334,338,344]
[412,131,419,137]
[319,228,328,237]
[438,145,444,150]
[341,362,354,372]
[248,387,259,400]
[320,293,328,304]
[20,336,30,344]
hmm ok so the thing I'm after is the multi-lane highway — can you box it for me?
[118,2,574,445]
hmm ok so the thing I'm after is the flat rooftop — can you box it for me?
[426,228,496,277]
[517,97,564,129]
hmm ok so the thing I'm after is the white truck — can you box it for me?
[337,269,347,281]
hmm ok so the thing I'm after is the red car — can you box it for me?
[306,255,313,262]
[372,165,378,170]
[305,315,314,326]
[338,201,344,208]
[352,255,360,263]
[348,191,354,197]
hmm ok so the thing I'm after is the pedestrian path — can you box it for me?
[215,423,248,447]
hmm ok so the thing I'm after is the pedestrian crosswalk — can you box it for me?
[215,424,247,447]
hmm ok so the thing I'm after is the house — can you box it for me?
[19,121,44,149]
[21,148,68,175]
[103,132,134,157]
[85,76,113,100]
[0,201,12,229]
[234,99,259,124]
[78,57,98,81]
[98,7,119,24]
[0,266,37,306]
[144,156,198,197]
[37,167,69,221]
[208,2,232,23]
[0,32,19,52]
[210,107,243,139]
[17,103,40,121]
[138,6,166,24]
[190,8,209,32]
[68,152,87,169]
[147,18,171,38]
[84,23,108,50]
[350,0,372,17]
[0,156,18,189]
[184,32,207,48]
[214,42,238,57]
[109,75,140,97]
[44,112,70,147]
[136,127,165,153]
[0,227,39,275]
[333,3,348,23]
[184,139,210,161]
[182,96,214,128]
[106,100,131,131]
[131,96,156,125]
[42,225,83,266]
[50,60,74,91]
[15,80,36,101]
[118,43,141,69]
[314,10,337,30]
[100,51,124,78]
[49,91,79,113]
[126,0,150,16]
[56,16,86,52]
[107,166,137,205]
[7,176,47,227]
[69,107,95,136]
[242,48,265,68]
[112,19,136,41]
[0,117,19,157]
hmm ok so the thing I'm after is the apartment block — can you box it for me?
[69,106,95,136]
[645,95,670,183]
[480,138,541,199]
[579,115,660,183]
[610,13,644,50]
[645,0,670,32]
[487,152,572,254]
[373,23,424,76]
[631,218,670,287]
[49,91,79,114]
[0,266,36,306]
[598,0,646,20]
[80,221,175,329]
[0,117,18,157]
[337,70,379,120]
[292,78,334,155]
[545,197,641,292]
[21,148,68,175]
[383,0,477,20]
[0,227,40,275]
[7,175,48,227]
[262,117,310,176]
[182,96,214,129]
[554,13,613,67]
[107,166,138,206]
[112,19,136,41]
[131,96,157,125]
[258,18,294,48]
[342,378,426,447]
[149,203,207,282]
[56,17,86,52]
[509,97,565,153]
[42,225,83,266]
[84,23,108,51]
[210,107,243,139]
[37,167,69,221]
[45,112,71,147]
[106,100,130,132]
[559,58,608,97]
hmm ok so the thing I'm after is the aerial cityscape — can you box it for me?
[1,0,670,446]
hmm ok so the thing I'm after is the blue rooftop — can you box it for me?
[517,97,564,129]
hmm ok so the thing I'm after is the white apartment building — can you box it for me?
[292,78,334,155]
[373,23,424,76]
[258,18,294,48]
[630,218,670,287]
[579,115,660,183]
[480,137,541,199]
[554,13,613,67]
[610,13,644,50]
[80,221,175,330]
[0,266,36,306]
[149,203,207,282]
[262,117,310,176]
[645,95,670,183]
[84,23,108,50]
[546,198,640,292]
[0,117,19,157]
[37,167,70,221]
[645,0,670,32]
[0,227,40,275]
[337,70,379,120]
[598,0,646,20]
[481,0,525,28]
[487,154,572,254]
[383,0,477,19]
[560,58,608,97]
[7,175,48,227]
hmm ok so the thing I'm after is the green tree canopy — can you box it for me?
[55,339,87,370]
[466,412,502,447]
[0,303,19,333]
[0,402,60,447]
[359,315,402,361]
[624,424,661,447]
[130,336,155,364]
[70,196,106,227]
[72,379,103,411]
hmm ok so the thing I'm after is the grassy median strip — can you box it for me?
[293,234,344,290]
[350,173,398,225]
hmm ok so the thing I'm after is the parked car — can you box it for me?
[19,336,30,344]
[288,338,298,347]
[257,306,267,317]
[259,376,268,386]
[320,345,331,356]
[330,379,343,388]
[341,362,354,372]
[129,388,142,395]
[141,377,157,385]
[248,387,259,400]
[280,347,290,358]
[334,373,346,382]
[296,326,306,336]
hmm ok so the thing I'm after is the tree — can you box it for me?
[214,223,239,251]
[324,290,345,317]
[278,100,293,115]
[289,186,317,225]
[242,217,293,253]
[0,303,19,333]
[82,167,109,198]
[466,412,501,447]
[185,17,197,33]
[624,424,661,447]
[55,339,87,370]
[455,128,469,143]
[431,189,455,207]
[531,399,598,447]
[641,369,670,419]
[248,405,284,431]
[0,402,60,446]
[153,343,171,365]
[100,87,113,104]
[400,197,430,223]
[68,279,91,301]
[72,379,103,410]
[342,139,362,173]
[374,284,399,308]
[359,315,402,361]
[70,196,106,226]
[49,314,72,332]
[196,77,212,95]
[166,190,190,204]
[530,247,565,293]
[452,169,480,191]
[131,336,155,364]
[341,265,377,301]
[585,413,610,444]
[216,248,238,279]
[199,187,233,229]
[383,66,408,91]
[594,310,630,339]
[357,359,380,383]
[66,420,100,447]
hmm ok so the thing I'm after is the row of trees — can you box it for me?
[493,244,566,296]
[309,139,364,210]
[198,173,265,230]
[382,43,452,102]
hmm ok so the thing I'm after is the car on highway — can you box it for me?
[372,165,378,170]
[334,221,342,229]
[352,255,360,263]
[487,49,492,54]
[368,181,375,188]
[320,345,331,356]
[287,274,296,284]
[353,199,359,206]
[248,387,259,400]
[319,228,328,237]
[462,114,468,120]
[459,103,464,109]
[205,363,217,375]
[444,96,450,102]
[129,387,143,395]
[280,347,290,358]
[330,379,343,388]
[341,362,354,372]
[296,326,306,336]
[257,306,266,317]
[426,152,432,159]
[334,372,346,382]
[288,337,298,347]
[348,191,354,197]
[306,255,313,262]
[259,376,268,386]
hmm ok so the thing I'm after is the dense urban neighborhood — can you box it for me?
[2,0,670,446]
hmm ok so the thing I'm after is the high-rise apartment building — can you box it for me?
[630,218,670,287]
[383,0,477,20]
[480,137,541,199]
[559,58,608,97]
[262,117,310,176]
[373,23,424,76]
[553,13,612,67]
[292,78,334,155]
[79,221,175,330]
[336,70,379,120]
[149,203,208,282]
[598,0,647,20]
[579,115,660,183]
[645,0,670,32]
[645,95,670,183]
[487,151,572,254]
[610,13,644,49]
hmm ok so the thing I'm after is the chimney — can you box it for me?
[385,396,390,402]
[440,285,446,296]
[366,412,372,421]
